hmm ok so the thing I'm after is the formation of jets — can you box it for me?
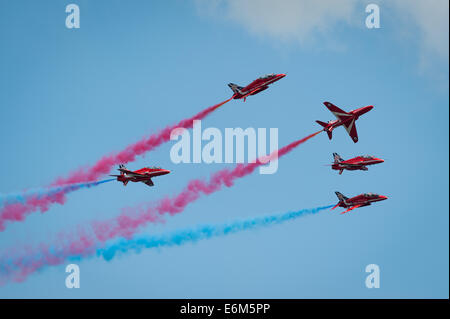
[312,101,387,214]
[110,73,387,215]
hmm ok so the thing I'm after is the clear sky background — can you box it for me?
[0,0,448,298]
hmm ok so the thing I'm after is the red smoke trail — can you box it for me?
[53,97,233,185]
[0,98,231,231]
[0,131,320,284]
[0,193,65,230]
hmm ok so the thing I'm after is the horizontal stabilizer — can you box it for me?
[316,120,328,128]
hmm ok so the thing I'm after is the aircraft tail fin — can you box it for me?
[333,153,344,163]
[316,120,332,139]
[228,83,243,95]
[335,191,348,203]
[118,164,127,176]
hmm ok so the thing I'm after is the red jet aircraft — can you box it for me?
[332,191,388,214]
[228,73,286,102]
[110,164,170,187]
[316,102,374,143]
[331,153,384,175]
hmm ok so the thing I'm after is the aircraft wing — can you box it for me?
[342,118,359,143]
[340,204,362,214]
[242,84,266,97]
[341,162,363,167]
[324,102,353,121]
[143,179,154,187]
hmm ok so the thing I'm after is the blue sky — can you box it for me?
[0,0,448,298]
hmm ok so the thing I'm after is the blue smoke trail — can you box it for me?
[0,204,333,285]
[97,205,334,261]
[0,179,115,207]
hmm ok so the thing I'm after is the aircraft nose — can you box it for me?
[278,73,286,78]
[380,195,388,200]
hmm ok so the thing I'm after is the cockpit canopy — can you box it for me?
[362,155,375,159]
[365,193,379,197]
[147,166,161,170]
[259,73,275,80]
